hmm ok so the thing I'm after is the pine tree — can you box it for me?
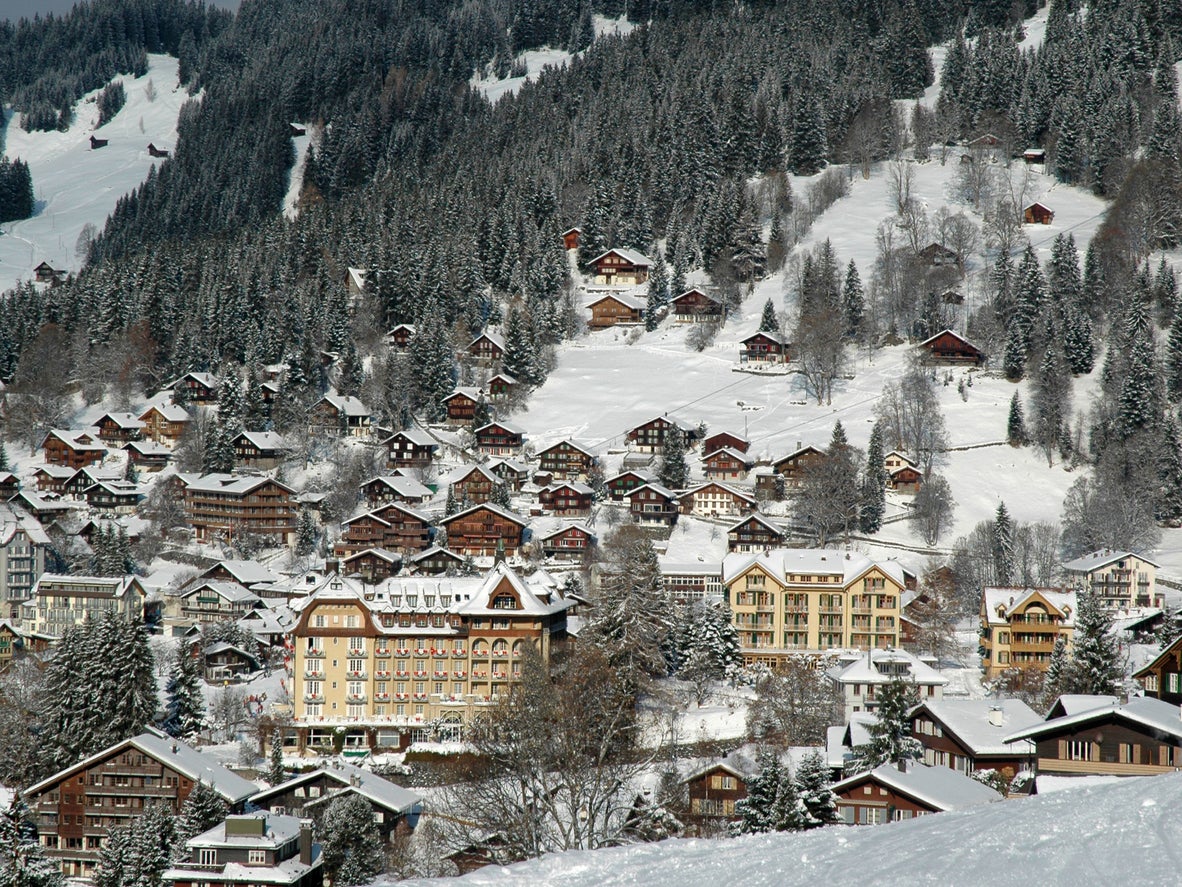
[859,420,887,534]
[0,442,8,471]
[490,481,511,509]
[1043,634,1070,708]
[734,751,801,834]
[0,796,63,887]
[790,92,827,175]
[1069,591,1121,696]
[1006,392,1027,446]
[658,426,689,489]
[163,642,205,741]
[794,750,839,829]
[410,302,456,420]
[320,794,384,886]
[503,304,544,386]
[759,297,778,333]
[1117,296,1160,437]
[849,677,922,772]
[444,485,459,516]
[841,259,864,339]
[295,509,318,557]
[645,251,670,331]
[992,502,1014,585]
[175,782,228,847]
[267,727,286,786]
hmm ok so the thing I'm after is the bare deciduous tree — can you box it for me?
[874,360,949,475]
[793,303,845,405]
[746,657,842,747]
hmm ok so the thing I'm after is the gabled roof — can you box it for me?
[182,473,295,495]
[181,580,261,605]
[443,387,484,404]
[452,561,572,617]
[164,371,218,391]
[383,428,438,448]
[445,464,500,487]
[773,444,825,467]
[628,482,679,501]
[1062,549,1160,572]
[316,393,370,417]
[680,481,756,504]
[1045,694,1121,718]
[741,330,785,345]
[139,402,191,423]
[201,560,281,586]
[670,288,721,306]
[542,481,594,495]
[536,439,597,459]
[827,648,948,687]
[438,502,528,528]
[981,587,1076,627]
[533,521,595,542]
[474,420,525,436]
[488,372,517,385]
[388,323,416,335]
[628,414,697,435]
[702,447,753,464]
[1024,200,1053,212]
[726,512,784,535]
[586,248,652,267]
[1134,634,1182,680]
[722,548,907,589]
[588,292,647,311]
[486,456,529,475]
[910,699,1041,756]
[469,331,505,351]
[42,429,107,452]
[1004,697,1182,745]
[124,439,172,457]
[250,761,421,815]
[606,468,656,484]
[917,329,984,352]
[97,411,145,430]
[233,431,288,451]
[831,762,1001,812]
[23,730,257,803]
[408,546,463,564]
[342,547,403,566]
[362,475,433,499]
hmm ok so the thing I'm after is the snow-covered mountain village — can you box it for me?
[1,0,1182,884]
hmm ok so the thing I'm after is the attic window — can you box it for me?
[492,595,518,610]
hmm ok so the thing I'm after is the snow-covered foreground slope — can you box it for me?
[403,773,1182,887]
[0,54,189,290]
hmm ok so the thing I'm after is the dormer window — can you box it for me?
[492,595,517,610]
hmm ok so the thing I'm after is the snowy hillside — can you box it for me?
[402,773,1182,887]
[0,55,190,290]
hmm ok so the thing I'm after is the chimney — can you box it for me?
[326,558,340,575]
[350,773,361,788]
[987,706,1004,728]
[299,819,313,866]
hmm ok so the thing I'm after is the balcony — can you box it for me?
[374,648,391,658]
[453,671,467,678]
[375,670,391,679]
[395,648,410,656]
[412,693,428,700]
[433,671,448,678]
[413,670,428,678]
[303,669,324,679]
[395,670,409,678]
[348,648,366,656]
[304,694,324,703]
[304,648,325,658]
[452,650,467,658]
[346,693,367,703]
[346,670,368,679]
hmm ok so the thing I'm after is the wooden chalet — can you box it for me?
[84,480,143,513]
[146,142,170,158]
[1004,696,1182,778]
[387,323,415,349]
[1022,148,1046,164]
[918,242,958,267]
[448,464,500,505]
[1135,634,1182,704]
[587,292,646,328]
[33,261,66,284]
[670,288,723,323]
[536,524,595,560]
[42,430,106,469]
[438,503,527,557]
[384,428,438,469]
[726,513,785,552]
[560,227,582,251]
[487,457,529,491]
[889,464,924,495]
[628,483,680,527]
[340,547,403,582]
[124,440,172,472]
[487,372,517,400]
[335,502,431,556]
[911,699,1040,781]
[683,759,752,826]
[474,421,525,456]
[626,415,699,454]
[138,403,191,446]
[406,546,464,575]
[918,329,986,365]
[1023,201,1054,225]
[200,642,259,681]
[309,394,371,437]
[702,447,753,481]
[346,267,367,295]
[831,762,1001,825]
[884,450,916,473]
[704,431,750,455]
[606,469,655,501]
[63,466,121,500]
[586,248,652,286]
[739,331,787,364]
[231,431,289,470]
[164,372,219,405]
[0,472,19,500]
[538,482,594,516]
[772,444,826,487]
[95,412,144,444]
[443,387,485,425]
[536,439,597,480]
[360,475,433,509]
[678,482,756,518]
[467,331,505,362]
[33,465,73,494]
[181,474,297,545]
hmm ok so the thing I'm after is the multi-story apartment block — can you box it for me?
[22,574,150,637]
[1061,549,1159,611]
[0,504,49,618]
[286,563,573,753]
[980,587,1076,679]
[180,474,297,546]
[164,814,321,887]
[23,730,256,877]
[721,549,906,668]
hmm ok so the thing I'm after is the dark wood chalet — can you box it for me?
[33,465,74,494]
[340,548,403,582]
[626,415,699,454]
[0,471,19,499]
[165,372,219,405]
[124,440,172,472]
[438,503,527,557]
[911,699,1040,782]
[443,387,485,425]
[1022,148,1046,164]
[703,431,750,455]
[487,372,517,400]
[561,227,582,251]
[727,513,785,552]
[474,421,525,456]
[537,524,595,560]
[1135,634,1182,704]
[309,394,371,437]
[387,323,416,349]
[407,546,464,575]
[33,261,65,284]
[918,242,958,267]
[683,760,751,827]
[586,248,652,286]
[889,465,924,494]
[360,475,432,508]
[536,439,597,480]
[84,480,143,513]
[138,403,191,446]
[449,464,500,505]
[678,482,756,518]
[42,430,106,469]
[384,429,438,469]
[1023,201,1054,225]
[63,466,121,500]
[918,329,986,365]
[538,482,594,515]
[468,331,505,362]
[183,475,297,545]
[231,431,289,470]
[587,292,646,328]
[830,762,1000,825]
[739,331,787,364]
[772,445,826,487]
[670,288,723,323]
[487,457,529,491]
[628,483,680,527]
[335,502,431,555]
[95,412,144,444]
[606,469,655,501]
[702,447,753,481]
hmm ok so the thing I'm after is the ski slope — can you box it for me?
[399,772,1182,887]
[0,54,190,291]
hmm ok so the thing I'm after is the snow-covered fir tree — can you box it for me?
[320,794,384,886]
[174,782,228,847]
[0,796,63,887]
[841,259,864,339]
[1006,391,1028,446]
[94,804,175,887]
[1069,590,1122,697]
[849,677,922,773]
[734,751,802,835]
[645,251,670,332]
[295,508,318,557]
[1043,634,1070,709]
[267,727,286,786]
[794,751,839,829]
[859,420,887,534]
[759,297,778,334]
[992,502,1014,585]
[658,426,690,489]
[162,642,205,741]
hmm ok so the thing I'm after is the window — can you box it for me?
[199,849,217,866]
[1066,740,1092,762]
[248,851,266,865]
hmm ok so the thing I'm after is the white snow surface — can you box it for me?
[282,124,314,220]
[401,772,1182,887]
[0,54,190,290]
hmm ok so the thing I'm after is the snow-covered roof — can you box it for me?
[43,429,107,452]
[24,729,257,803]
[487,456,529,475]
[543,480,594,495]
[702,446,752,463]
[181,474,295,495]
[981,587,1076,626]
[917,328,984,352]
[475,419,526,436]
[832,762,1001,812]
[98,411,145,429]
[342,547,402,565]
[628,482,679,501]
[384,427,437,447]
[588,291,647,310]
[722,549,906,589]
[438,502,528,526]
[445,463,500,486]
[164,371,218,390]
[251,760,421,815]
[741,330,786,345]
[657,557,722,577]
[139,402,191,422]
[234,431,288,451]
[347,267,367,289]
[1061,549,1160,572]
[827,648,948,687]
[671,287,721,306]
[0,504,51,546]
[1047,694,1121,717]
[726,513,784,535]
[444,386,484,403]
[470,331,505,350]
[532,519,594,542]
[680,481,756,504]
[318,393,370,417]
[202,560,281,586]
[587,248,652,267]
[537,439,597,458]
[910,699,1041,756]
[364,474,433,499]
[1005,696,1182,744]
[182,580,261,605]
[125,439,172,456]
[451,561,573,617]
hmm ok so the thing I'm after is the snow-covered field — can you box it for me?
[0,54,190,291]
[401,772,1182,887]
